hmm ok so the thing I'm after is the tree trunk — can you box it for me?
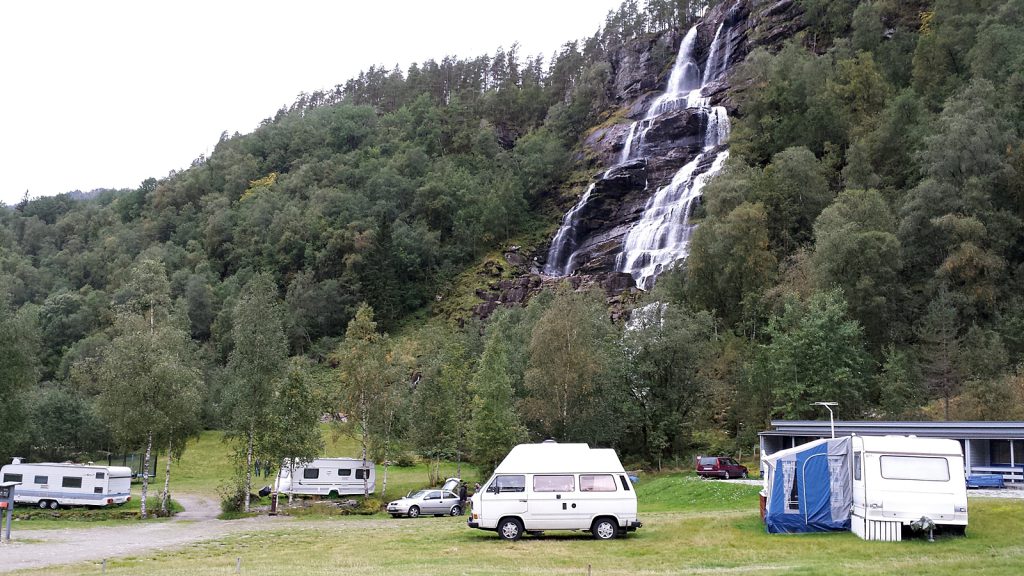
[160,437,172,514]
[244,429,254,513]
[381,463,390,502]
[141,430,153,518]
[288,460,295,505]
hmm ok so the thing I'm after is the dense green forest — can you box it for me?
[2,0,1024,485]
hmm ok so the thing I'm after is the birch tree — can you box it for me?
[225,273,287,512]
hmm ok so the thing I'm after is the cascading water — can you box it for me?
[544,20,734,288]
[543,180,598,276]
[616,22,733,290]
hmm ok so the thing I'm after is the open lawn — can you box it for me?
[9,434,1024,575]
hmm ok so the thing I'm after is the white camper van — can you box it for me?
[467,442,642,540]
[0,458,132,509]
[850,436,968,541]
[274,457,375,497]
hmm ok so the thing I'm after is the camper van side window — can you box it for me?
[96,472,105,480]
[880,456,949,481]
[34,476,47,485]
[854,452,862,481]
[534,475,574,492]
[580,474,616,492]
[355,469,369,480]
[493,475,525,493]
[619,475,632,491]
[63,477,83,489]
[303,468,320,480]
[3,473,22,483]
[338,469,352,476]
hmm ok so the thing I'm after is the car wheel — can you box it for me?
[592,517,618,540]
[741,471,748,479]
[408,505,420,518]
[723,471,730,480]
[48,500,60,510]
[390,514,401,519]
[38,500,49,510]
[498,517,523,541]
[450,504,462,516]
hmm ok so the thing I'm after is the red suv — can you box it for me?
[696,456,748,479]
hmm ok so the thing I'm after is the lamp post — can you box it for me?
[811,402,838,438]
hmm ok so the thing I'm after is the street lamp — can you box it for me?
[811,401,838,438]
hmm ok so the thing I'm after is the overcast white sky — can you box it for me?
[0,0,625,206]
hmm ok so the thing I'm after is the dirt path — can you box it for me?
[0,494,290,573]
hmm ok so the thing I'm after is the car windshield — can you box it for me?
[408,490,428,499]
[699,457,717,466]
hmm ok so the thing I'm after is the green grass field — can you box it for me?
[9,431,1024,575]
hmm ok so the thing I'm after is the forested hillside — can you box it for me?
[2,0,1023,477]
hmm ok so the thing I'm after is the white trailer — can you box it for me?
[274,457,375,497]
[850,435,968,541]
[467,441,642,540]
[0,458,132,509]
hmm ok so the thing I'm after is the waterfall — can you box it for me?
[544,181,597,276]
[545,19,734,287]
[616,22,733,290]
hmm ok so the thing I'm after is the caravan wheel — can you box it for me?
[48,500,60,510]
[38,500,50,509]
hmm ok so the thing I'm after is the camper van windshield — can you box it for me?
[880,455,950,481]
[490,475,525,493]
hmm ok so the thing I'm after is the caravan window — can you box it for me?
[3,473,22,483]
[303,468,320,480]
[534,475,574,492]
[854,452,862,481]
[34,475,48,484]
[96,472,105,480]
[580,474,617,492]
[355,468,370,480]
[63,477,83,489]
[880,456,949,481]
[491,475,526,493]
[338,469,352,476]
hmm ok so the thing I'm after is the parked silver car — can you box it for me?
[387,478,463,518]
[387,489,462,518]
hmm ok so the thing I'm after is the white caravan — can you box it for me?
[850,436,968,541]
[0,458,132,509]
[467,442,642,540]
[274,457,375,497]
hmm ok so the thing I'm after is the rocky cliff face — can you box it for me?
[468,0,805,319]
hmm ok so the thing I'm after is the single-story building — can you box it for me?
[760,421,1024,483]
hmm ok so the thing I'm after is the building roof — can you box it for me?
[761,420,1024,440]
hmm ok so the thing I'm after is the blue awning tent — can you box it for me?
[762,437,852,533]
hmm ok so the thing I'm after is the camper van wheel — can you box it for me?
[407,505,420,518]
[48,500,60,510]
[592,518,618,540]
[449,504,462,516]
[498,517,523,541]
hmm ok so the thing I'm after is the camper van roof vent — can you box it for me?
[542,438,557,443]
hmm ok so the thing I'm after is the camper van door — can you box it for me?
[484,474,528,520]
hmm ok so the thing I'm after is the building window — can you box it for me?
[991,440,1023,466]
[303,468,319,480]
[62,477,83,489]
